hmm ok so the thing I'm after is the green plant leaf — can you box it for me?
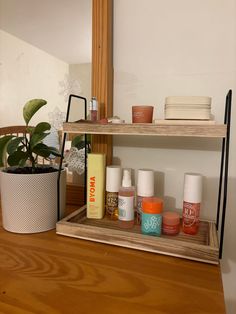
[17,145,25,151]
[7,137,24,155]
[33,144,61,158]
[19,158,28,167]
[26,126,35,134]
[86,134,92,143]
[47,146,61,157]
[34,122,51,134]
[32,143,52,158]
[30,132,49,149]
[0,135,14,167]
[8,151,28,166]
[71,135,83,147]
[72,134,91,150]
[23,99,47,125]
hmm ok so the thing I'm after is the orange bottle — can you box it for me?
[182,201,200,234]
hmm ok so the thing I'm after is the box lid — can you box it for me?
[165,96,211,105]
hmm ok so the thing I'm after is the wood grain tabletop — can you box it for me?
[0,206,225,314]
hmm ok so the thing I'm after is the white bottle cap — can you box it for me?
[122,169,131,187]
[183,173,202,203]
[106,166,122,192]
[137,169,154,197]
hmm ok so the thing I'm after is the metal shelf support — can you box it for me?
[57,94,87,221]
[217,89,232,259]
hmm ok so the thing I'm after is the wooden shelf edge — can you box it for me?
[56,207,219,265]
[63,122,227,138]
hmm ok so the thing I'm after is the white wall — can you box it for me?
[113,1,236,313]
[0,30,69,126]
[68,63,91,121]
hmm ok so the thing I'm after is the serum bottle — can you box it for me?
[118,169,135,228]
[106,165,122,220]
[182,173,202,235]
[136,169,154,224]
[89,97,98,121]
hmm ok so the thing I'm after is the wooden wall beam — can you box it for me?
[91,0,113,165]
[67,0,113,205]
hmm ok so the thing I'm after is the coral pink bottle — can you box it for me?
[89,97,98,121]
[118,169,135,228]
[182,173,202,235]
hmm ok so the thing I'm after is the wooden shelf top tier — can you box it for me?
[63,122,227,138]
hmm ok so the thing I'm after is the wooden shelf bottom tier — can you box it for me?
[56,206,219,264]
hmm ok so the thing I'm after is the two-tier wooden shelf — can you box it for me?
[56,121,228,264]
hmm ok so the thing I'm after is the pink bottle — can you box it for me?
[118,169,135,228]
[89,97,98,121]
[182,173,202,235]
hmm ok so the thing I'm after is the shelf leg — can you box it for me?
[57,95,87,221]
[219,90,232,259]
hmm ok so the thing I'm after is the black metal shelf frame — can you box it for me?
[217,89,232,259]
[57,94,87,220]
[58,90,232,260]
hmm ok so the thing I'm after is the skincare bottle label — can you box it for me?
[183,202,200,226]
[106,191,118,217]
[141,213,162,236]
[162,223,180,235]
[118,196,134,221]
[182,201,200,234]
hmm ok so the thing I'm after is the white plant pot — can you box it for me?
[0,168,66,233]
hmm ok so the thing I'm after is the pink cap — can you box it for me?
[162,211,180,226]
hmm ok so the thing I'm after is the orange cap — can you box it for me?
[142,197,163,214]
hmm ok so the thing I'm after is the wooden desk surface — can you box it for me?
[0,206,225,314]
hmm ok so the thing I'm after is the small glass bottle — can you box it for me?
[118,169,135,228]
[106,165,122,220]
[89,97,98,121]
[182,173,202,235]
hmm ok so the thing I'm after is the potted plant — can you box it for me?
[0,99,66,233]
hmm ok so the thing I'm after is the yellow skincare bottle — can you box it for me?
[87,153,106,219]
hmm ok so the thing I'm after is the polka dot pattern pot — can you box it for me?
[0,168,66,233]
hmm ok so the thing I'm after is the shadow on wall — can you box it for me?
[218,177,236,314]
[224,299,236,314]
[201,176,223,220]
[221,178,236,268]
[113,136,222,152]
[152,174,223,221]
[153,171,180,212]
